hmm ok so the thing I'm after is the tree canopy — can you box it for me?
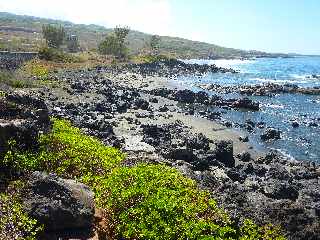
[98,26,130,58]
[42,24,65,49]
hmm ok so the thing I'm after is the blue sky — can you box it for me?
[0,0,319,54]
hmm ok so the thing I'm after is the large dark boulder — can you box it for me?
[22,172,95,232]
[0,119,39,156]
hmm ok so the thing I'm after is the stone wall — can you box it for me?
[0,51,38,70]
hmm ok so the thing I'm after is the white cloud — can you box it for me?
[0,0,173,35]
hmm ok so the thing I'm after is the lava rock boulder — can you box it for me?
[22,172,95,232]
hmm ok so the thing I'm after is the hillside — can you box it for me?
[0,12,288,59]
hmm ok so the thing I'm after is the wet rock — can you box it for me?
[239,135,249,142]
[22,171,94,232]
[134,98,149,110]
[256,121,265,129]
[207,111,221,120]
[214,140,235,168]
[292,121,300,128]
[231,98,259,111]
[158,105,169,112]
[260,128,281,141]
[308,121,318,127]
[149,97,159,103]
[186,133,210,151]
[195,91,209,104]
[237,151,251,162]
[174,89,195,103]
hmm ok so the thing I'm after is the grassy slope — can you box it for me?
[0,12,288,59]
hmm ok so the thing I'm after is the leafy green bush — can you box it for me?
[91,164,233,239]
[135,54,172,64]
[87,164,285,240]
[3,119,124,178]
[98,26,130,59]
[0,194,43,240]
[2,119,285,239]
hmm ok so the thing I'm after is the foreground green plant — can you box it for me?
[0,70,34,88]
[3,119,124,179]
[2,119,285,239]
[38,47,83,63]
[87,164,285,240]
[0,194,43,240]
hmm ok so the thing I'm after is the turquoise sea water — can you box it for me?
[178,57,320,162]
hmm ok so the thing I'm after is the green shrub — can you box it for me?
[3,119,125,179]
[0,70,34,88]
[42,24,65,49]
[90,164,234,239]
[38,47,82,63]
[2,119,286,239]
[98,26,130,59]
[86,164,285,240]
[136,54,172,64]
[0,194,43,240]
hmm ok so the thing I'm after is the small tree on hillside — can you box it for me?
[98,33,121,56]
[98,26,130,58]
[149,35,161,54]
[42,24,65,48]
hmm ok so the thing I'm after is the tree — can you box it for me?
[66,34,80,53]
[98,26,130,58]
[98,33,121,56]
[42,24,65,49]
[149,35,161,54]
[114,26,130,46]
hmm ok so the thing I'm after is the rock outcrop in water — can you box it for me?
[121,58,238,77]
[200,82,320,96]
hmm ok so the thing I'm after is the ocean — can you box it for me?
[177,56,320,162]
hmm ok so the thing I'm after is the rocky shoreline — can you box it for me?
[1,60,320,239]
[199,82,320,96]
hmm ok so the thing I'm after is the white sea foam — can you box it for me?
[290,74,308,79]
[270,148,296,161]
[250,77,309,84]
[181,59,254,69]
[262,103,284,109]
